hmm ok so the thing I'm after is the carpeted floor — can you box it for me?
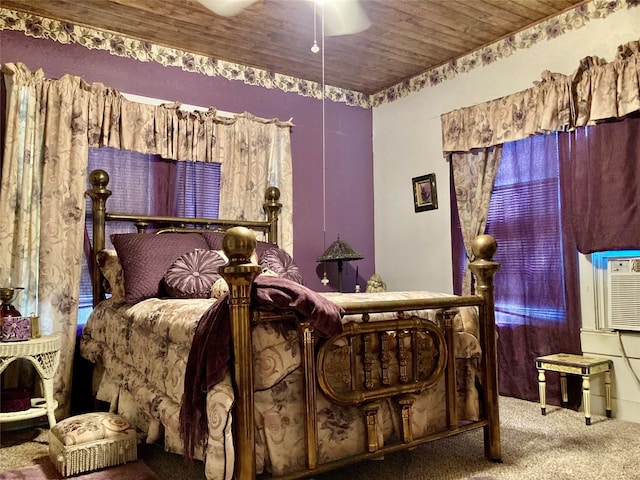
[2,396,640,479]
[0,427,204,480]
[311,395,640,480]
[0,460,159,479]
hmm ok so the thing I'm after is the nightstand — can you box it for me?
[0,335,61,427]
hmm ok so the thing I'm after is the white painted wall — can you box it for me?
[373,7,640,421]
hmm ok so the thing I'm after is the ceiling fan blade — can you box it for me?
[196,0,260,17]
[322,0,371,37]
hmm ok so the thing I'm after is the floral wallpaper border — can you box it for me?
[371,0,639,107]
[1,0,637,109]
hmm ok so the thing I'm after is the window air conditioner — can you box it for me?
[607,258,640,331]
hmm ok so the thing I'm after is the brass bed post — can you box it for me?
[263,186,282,245]
[219,227,262,480]
[86,169,112,307]
[444,310,458,430]
[300,322,319,469]
[468,234,501,462]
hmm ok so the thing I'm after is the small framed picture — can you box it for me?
[412,173,438,212]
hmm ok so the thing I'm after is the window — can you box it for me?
[174,160,221,218]
[456,135,582,401]
[485,134,567,327]
[77,148,221,332]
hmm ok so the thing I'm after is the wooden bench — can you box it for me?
[535,353,612,425]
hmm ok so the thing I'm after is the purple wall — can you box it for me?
[0,30,374,291]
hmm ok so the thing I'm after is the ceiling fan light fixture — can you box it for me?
[320,0,371,36]
[196,0,260,17]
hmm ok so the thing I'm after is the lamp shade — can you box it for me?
[317,236,363,263]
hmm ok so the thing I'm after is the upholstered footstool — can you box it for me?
[49,412,138,477]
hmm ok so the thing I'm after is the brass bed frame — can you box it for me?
[87,169,502,480]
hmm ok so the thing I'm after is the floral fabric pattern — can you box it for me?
[96,249,125,302]
[0,63,91,417]
[51,412,135,446]
[259,246,303,284]
[323,290,479,337]
[441,39,640,153]
[0,62,294,418]
[162,249,227,299]
[80,290,482,479]
[1,2,635,108]
[451,147,503,295]
[217,115,294,254]
[442,40,640,298]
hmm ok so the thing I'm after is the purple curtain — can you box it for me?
[79,150,181,322]
[450,135,583,406]
[558,115,640,254]
[487,134,582,405]
[85,148,220,235]
[450,159,464,295]
[150,159,180,217]
[79,149,221,326]
[87,148,178,220]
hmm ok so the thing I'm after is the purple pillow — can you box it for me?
[163,249,227,299]
[202,230,274,261]
[200,231,226,251]
[260,246,303,284]
[111,233,209,303]
[255,241,276,260]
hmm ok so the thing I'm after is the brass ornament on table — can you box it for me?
[30,312,41,339]
[0,287,23,319]
[0,287,23,330]
[365,274,387,293]
[0,287,31,342]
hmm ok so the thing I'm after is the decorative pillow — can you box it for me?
[210,268,278,300]
[214,249,259,265]
[50,412,135,446]
[211,277,229,299]
[95,249,125,303]
[202,230,277,263]
[255,240,276,260]
[200,231,226,251]
[208,248,261,300]
[260,268,279,277]
[111,233,210,303]
[260,246,303,284]
[163,249,227,299]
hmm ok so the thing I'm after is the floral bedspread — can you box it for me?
[80,291,482,480]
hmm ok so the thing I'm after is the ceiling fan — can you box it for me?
[196,0,371,36]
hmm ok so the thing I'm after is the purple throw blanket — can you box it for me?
[180,275,344,462]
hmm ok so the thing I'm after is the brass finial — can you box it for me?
[264,186,281,203]
[472,234,497,260]
[223,227,257,265]
[89,169,110,189]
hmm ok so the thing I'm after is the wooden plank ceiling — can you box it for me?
[3,0,586,95]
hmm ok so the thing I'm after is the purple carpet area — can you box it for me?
[0,460,160,480]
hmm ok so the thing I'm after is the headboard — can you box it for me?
[85,169,282,306]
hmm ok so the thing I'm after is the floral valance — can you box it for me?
[2,61,295,251]
[3,62,293,163]
[441,39,640,153]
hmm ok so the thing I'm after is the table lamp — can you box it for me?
[318,236,363,292]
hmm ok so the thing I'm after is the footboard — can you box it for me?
[220,228,500,480]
